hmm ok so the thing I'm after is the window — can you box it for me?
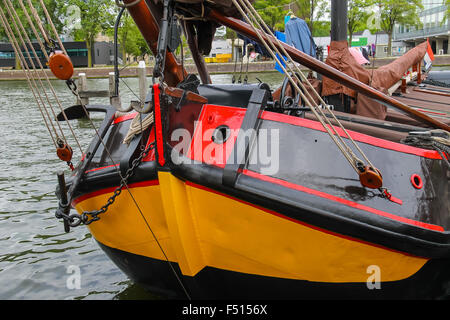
[0,51,15,59]
[67,49,88,57]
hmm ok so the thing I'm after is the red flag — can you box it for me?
[426,38,435,61]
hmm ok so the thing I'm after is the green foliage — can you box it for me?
[444,0,450,24]
[347,0,370,44]
[253,0,292,31]
[67,0,115,67]
[370,0,423,55]
[0,0,65,42]
[294,0,329,34]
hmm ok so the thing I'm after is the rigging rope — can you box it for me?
[18,0,83,154]
[3,0,84,157]
[240,0,377,171]
[232,0,381,184]
[0,5,58,147]
[4,0,83,156]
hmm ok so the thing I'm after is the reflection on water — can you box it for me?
[0,72,284,300]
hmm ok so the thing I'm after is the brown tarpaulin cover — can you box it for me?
[321,41,428,120]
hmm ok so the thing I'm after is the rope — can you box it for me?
[233,0,379,174]
[36,0,68,56]
[0,6,57,147]
[231,0,361,172]
[422,79,450,88]
[13,0,84,155]
[123,112,155,145]
[402,131,450,170]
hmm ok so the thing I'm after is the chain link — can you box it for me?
[80,142,156,225]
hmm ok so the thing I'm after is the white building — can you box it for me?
[394,0,449,55]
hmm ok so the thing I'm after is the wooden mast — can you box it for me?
[207,9,450,132]
[124,0,186,87]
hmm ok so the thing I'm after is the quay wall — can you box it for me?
[1,55,449,81]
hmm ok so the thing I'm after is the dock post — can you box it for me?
[138,60,148,105]
[78,73,89,105]
[109,72,122,110]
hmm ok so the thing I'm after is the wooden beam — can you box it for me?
[207,9,450,132]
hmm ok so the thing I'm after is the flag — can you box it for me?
[423,38,435,71]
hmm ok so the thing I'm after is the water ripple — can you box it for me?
[0,74,284,300]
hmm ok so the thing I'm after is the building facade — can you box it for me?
[393,0,450,55]
[0,41,118,69]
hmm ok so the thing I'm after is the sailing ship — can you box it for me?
[2,0,449,299]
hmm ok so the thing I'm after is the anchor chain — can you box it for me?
[80,141,155,225]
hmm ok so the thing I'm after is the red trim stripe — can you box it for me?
[114,112,138,124]
[261,111,443,160]
[242,169,444,232]
[72,179,159,206]
[153,84,166,166]
[416,109,447,116]
[85,164,119,174]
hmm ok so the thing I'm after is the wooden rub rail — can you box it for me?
[208,9,450,132]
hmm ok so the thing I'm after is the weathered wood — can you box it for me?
[78,90,111,98]
[77,73,89,105]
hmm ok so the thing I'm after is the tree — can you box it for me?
[39,0,66,35]
[444,0,450,24]
[294,0,328,36]
[254,0,292,31]
[371,0,423,56]
[225,28,237,61]
[104,9,152,65]
[117,12,139,65]
[67,0,115,67]
[347,0,370,45]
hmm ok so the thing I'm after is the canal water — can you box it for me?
[0,72,284,300]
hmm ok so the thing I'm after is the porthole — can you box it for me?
[211,125,230,144]
[411,174,423,189]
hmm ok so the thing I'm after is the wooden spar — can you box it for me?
[208,9,450,132]
[124,0,186,87]
[183,20,212,84]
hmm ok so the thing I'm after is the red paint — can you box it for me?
[185,106,443,167]
[416,109,447,116]
[143,126,156,162]
[72,179,159,206]
[382,189,403,205]
[185,180,428,258]
[187,105,246,168]
[153,84,165,166]
[114,112,138,124]
[242,169,444,232]
[261,111,444,160]
[411,174,423,190]
[85,164,119,174]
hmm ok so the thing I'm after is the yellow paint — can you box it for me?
[74,184,177,262]
[184,184,428,282]
[75,174,428,283]
[158,172,205,276]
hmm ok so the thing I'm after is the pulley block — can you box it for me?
[359,166,383,189]
[48,51,74,81]
[56,143,73,162]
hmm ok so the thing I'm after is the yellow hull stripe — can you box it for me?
[75,172,428,283]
